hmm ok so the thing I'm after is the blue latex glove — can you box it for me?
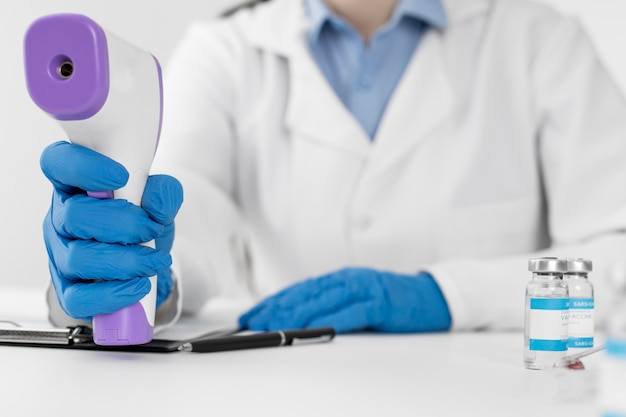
[40,141,183,322]
[238,267,452,333]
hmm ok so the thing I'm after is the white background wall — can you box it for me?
[0,0,625,288]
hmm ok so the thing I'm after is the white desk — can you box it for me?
[0,286,604,417]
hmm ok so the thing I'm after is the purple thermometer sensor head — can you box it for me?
[24,14,110,121]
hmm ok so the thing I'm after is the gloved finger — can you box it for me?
[241,268,382,327]
[306,300,381,333]
[243,282,369,330]
[40,141,128,194]
[238,279,315,330]
[59,277,151,321]
[155,222,175,254]
[52,193,164,244]
[238,297,280,328]
[156,268,173,307]
[239,274,344,327]
[238,289,297,327]
[141,174,184,226]
[55,239,171,281]
[270,268,379,311]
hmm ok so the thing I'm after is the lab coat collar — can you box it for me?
[443,0,491,25]
[243,0,490,56]
[286,38,369,156]
[304,0,448,44]
[241,0,371,155]
[239,0,306,57]
[238,0,488,157]
[368,28,454,177]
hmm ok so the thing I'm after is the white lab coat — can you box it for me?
[150,0,626,331]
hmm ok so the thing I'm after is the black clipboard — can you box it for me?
[0,325,230,353]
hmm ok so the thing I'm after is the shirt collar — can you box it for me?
[305,0,448,42]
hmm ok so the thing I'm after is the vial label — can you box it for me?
[529,298,569,351]
[599,339,626,417]
[568,297,594,349]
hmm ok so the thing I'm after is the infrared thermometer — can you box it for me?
[24,14,163,345]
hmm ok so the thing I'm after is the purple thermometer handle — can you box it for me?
[88,191,154,345]
[93,300,154,345]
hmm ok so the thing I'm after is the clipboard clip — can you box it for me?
[0,322,92,345]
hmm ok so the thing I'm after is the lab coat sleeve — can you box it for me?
[427,17,626,331]
[150,21,253,315]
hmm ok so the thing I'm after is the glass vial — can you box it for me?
[599,264,626,417]
[524,257,569,370]
[564,258,594,351]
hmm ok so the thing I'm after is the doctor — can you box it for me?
[41,0,626,333]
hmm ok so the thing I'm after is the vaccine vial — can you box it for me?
[524,257,569,370]
[599,264,626,416]
[564,258,594,351]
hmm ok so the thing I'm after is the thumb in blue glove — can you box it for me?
[41,141,183,321]
[143,175,181,308]
[238,267,452,333]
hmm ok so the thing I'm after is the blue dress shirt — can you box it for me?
[304,0,447,139]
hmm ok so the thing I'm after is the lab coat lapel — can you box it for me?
[245,0,371,157]
[244,0,489,161]
[284,38,371,157]
[369,28,455,177]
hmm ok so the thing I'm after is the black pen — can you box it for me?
[178,327,336,353]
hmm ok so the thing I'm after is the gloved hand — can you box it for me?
[41,141,183,322]
[238,267,452,333]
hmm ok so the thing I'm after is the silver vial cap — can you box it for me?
[566,258,592,273]
[528,257,568,273]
